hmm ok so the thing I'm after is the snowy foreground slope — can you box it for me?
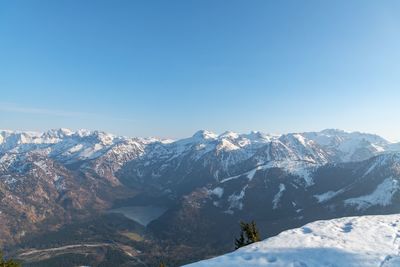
[184,214,400,267]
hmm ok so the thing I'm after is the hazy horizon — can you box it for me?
[1,126,399,143]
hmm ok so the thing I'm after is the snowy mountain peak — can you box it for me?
[245,131,272,141]
[192,130,218,140]
[1,128,399,171]
[43,128,74,138]
[318,129,390,145]
[219,131,240,139]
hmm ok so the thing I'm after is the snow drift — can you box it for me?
[184,214,400,267]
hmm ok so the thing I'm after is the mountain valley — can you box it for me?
[1,128,400,266]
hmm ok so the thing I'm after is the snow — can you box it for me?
[371,143,386,153]
[209,187,224,198]
[220,161,314,185]
[293,134,307,146]
[220,173,242,183]
[184,214,400,267]
[217,139,241,151]
[314,190,343,203]
[264,161,316,187]
[272,184,286,209]
[68,144,83,153]
[227,185,249,212]
[363,159,381,177]
[0,128,159,166]
[1,128,398,173]
[246,168,258,180]
[301,129,397,162]
[1,128,400,200]
[345,178,400,210]
[220,165,263,183]
[192,130,218,140]
[363,153,400,177]
[219,131,240,140]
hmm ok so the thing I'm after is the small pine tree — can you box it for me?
[234,231,245,249]
[0,251,21,267]
[159,261,166,267]
[246,221,261,243]
[234,220,261,249]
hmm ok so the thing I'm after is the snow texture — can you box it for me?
[314,190,343,203]
[345,178,400,210]
[184,214,400,267]
[209,187,224,198]
[272,184,286,209]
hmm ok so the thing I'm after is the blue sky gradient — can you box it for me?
[1,0,400,140]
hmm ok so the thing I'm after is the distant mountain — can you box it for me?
[1,128,400,266]
[184,213,400,267]
[118,128,399,194]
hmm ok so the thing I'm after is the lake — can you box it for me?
[108,205,168,226]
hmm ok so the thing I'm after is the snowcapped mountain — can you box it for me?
[1,128,400,217]
[0,128,396,172]
[117,128,400,194]
[184,213,400,267]
[0,128,160,164]
[1,128,399,215]
[2,128,400,266]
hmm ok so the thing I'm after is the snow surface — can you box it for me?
[220,160,315,186]
[272,184,286,209]
[209,187,224,198]
[344,178,400,210]
[184,214,400,267]
[314,190,343,203]
[226,185,249,212]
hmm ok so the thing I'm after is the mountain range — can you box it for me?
[1,128,400,266]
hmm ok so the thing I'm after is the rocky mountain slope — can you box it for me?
[1,128,400,265]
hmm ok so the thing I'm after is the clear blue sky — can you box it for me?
[1,0,400,140]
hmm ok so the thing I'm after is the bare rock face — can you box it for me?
[0,152,144,247]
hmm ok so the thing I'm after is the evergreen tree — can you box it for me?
[159,261,166,267]
[234,220,261,249]
[246,221,260,243]
[234,231,245,249]
[0,251,21,267]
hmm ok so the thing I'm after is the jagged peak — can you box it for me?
[218,131,240,139]
[192,130,218,140]
[43,128,74,138]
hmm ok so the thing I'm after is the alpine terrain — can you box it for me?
[184,214,400,267]
[1,128,400,266]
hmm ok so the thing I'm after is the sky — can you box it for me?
[1,0,400,141]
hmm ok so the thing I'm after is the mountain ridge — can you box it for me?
[2,127,400,266]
